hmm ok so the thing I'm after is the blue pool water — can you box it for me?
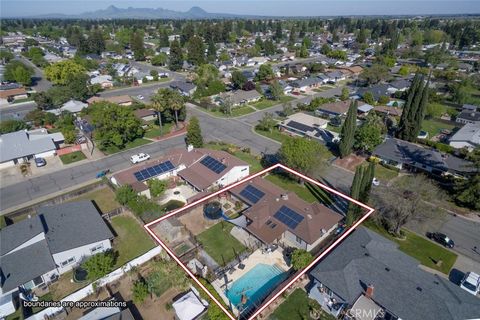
[225,263,288,311]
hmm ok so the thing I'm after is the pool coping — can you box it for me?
[144,163,375,320]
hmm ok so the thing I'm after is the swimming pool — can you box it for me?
[225,263,288,312]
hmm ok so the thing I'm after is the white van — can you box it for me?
[460,272,480,296]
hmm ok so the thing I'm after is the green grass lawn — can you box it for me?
[326,124,341,133]
[59,151,87,164]
[360,163,398,182]
[265,174,317,203]
[251,96,295,110]
[102,138,150,155]
[364,220,457,274]
[231,105,256,117]
[421,119,456,137]
[110,215,156,267]
[197,222,246,266]
[255,128,289,144]
[270,289,336,320]
[69,187,120,213]
[144,122,174,139]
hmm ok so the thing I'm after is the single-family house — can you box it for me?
[456,110,480,125]
[134,108,157,122]
[449,122,480,151]
[0,129,64,169]
[279,112,339,144]
[308,227,480,320]
[372,138,475,177]
[387,79,411,94]
[357,84,391,101]
[462,104,478,112]
[373,105,402,117]
[90,75,113,89]
[229,177,343,252]
[0,87,28,104]
[87,95,133,106]
[291,77,324,92]
[357,103,374,115]
[217,90,262,107]
[325,70,345,83]
[48,99,87,115]
[170,81,197,97]
[111,147,250,196]
[0,201,114,317]
[314,100,351,118]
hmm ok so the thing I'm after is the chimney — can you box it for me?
[186,144,194,152]
[365,284,374,298]
[281,194,288,201]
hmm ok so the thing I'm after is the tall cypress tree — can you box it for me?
[346,165,364,226]
[339,100,358,158]
[397,73,422,140]
[411,73,431,140]
[186,116,204,148]
[359,162,375,203]
[168,39,183,71]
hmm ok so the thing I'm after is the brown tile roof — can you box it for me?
[134,108,156,119]
[230,177,342,245]
[317,100,351,115]
[87,95,133,105]
[112,148,248,191]
[373,105,402,117]
[0,87,27,99]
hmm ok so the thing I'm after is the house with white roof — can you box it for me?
[47,99,88,115]
[90,75,113,89]
[449,122,480,151]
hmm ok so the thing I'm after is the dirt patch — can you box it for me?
[177,205,219,236]
[333,154,366,172]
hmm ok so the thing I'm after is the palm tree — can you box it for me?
[150,90,167,135]
[168,90,185,128]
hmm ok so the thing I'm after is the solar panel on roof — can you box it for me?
[286,121,314,133]
[133,161,175,182]
[273,205,304,230]
[200,156,227,174]
[240,185,265,204]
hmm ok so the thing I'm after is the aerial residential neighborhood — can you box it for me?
[0,1,480,320]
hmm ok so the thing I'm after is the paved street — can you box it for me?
[0,101,37,120]
[439,215,480,263]
[15,55,52,92]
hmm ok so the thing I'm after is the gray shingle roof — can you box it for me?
[1,239,56,292]
[0,216,44,256]
[457,110,480,122]
[37,201,114,254]
[449,123,480,145]
[310,227,480,320]
[0,130,56,163]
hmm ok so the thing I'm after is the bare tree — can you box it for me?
[371,175,441,236]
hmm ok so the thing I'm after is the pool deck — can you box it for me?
[211,248,289,316]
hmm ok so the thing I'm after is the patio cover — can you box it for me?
[172,291,206,320]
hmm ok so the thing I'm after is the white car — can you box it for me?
[137,95,145,100]
[460,272,480,296]
[130,153,150,164]
[372,177,380,186]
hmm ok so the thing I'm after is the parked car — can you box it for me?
[426,232,454,248]
[137,95,145,100]
[372,177,380,186]
[460,272,480,296]
[34,157,46,167]
[130,153,150,164]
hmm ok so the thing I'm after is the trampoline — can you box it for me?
[204,201,223,220]
[73,267,88,283]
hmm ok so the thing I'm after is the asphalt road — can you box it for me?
[438,215,480,263]
[0,101,37,120]
[16,55,52,92]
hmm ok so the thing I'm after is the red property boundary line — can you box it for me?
[144,163,375,320]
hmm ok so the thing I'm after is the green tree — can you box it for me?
[132,280,148,304]
[291,249,313,270]
[0,50,14,63]
[256,112,276,132]
[115,29,132,47]
[339,100,358,158]
[282,102,294,117]
[0,119,28,134]
[4,61,34,86]
[340,87,349,101]
[360,64,389,85]
[297,43,309,58]
[231,71,247,89]
[279,136,325,176]
[151,53,168,66]
[185,116,204,148]
[187,35,205,66]
[378,95,390,105]
[131,32,145,61]
[115,185,138,205]
[363,92,375,105]
[255,64,274,81]
[45,60,86,85]
[354,123,383,153]
[360,162,375,203]
[269,80,284,100]
[346,165,364,226]
[82,251,116,281]
[150,90,168,134]
[320,43,331,55]
[454,148,480,210]
[168,40,183,71]
[148,179,168,198]
[207,40,216,62]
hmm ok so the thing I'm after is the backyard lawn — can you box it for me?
[197,222,246,266]
[421,118,456,138]
[270,288,336,320]
[265,174,317,203]
[59,151,86,164]
[49,270,86,300]
[69,187,120,213]
[110,215,156,267]
[144,122,174,139]
[251,96,295,110]
[102,138,150,155]
[364,220,457,274]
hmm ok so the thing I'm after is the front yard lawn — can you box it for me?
[110,215,156,267]
[197,222,246,266]
[59,151,87,164]
[144,122,174,139]
[251,96,295,110]
[69,187,120,213]
[205,142,263,173]
[421,119,456,137]
[266,174,317,203]
[231,105,256,117]
[270,288,336,320]
[255,128,289,144]
[102,138,150,155]
[364,220,457,275]
[360,163,398,183]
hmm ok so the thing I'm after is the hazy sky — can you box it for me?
[2,0,480,17]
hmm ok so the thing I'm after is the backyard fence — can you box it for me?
[102,207,125,221]
[25,246,162,320]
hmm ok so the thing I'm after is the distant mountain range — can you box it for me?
[17,5,263,19]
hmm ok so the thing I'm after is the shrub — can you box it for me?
[291,249,313,270]
[115,185,137,205]
[147,179,168,198]
[132,280,148,304]
[82,250,116,281]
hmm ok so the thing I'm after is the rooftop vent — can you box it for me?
[416,287,422,292]
[385,267,390,272]
[307,214,312,219]
[281,194,289,200]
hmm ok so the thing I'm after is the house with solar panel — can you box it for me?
[111,147,250,198]
[278,112,339,144]
[229,177,343,252]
